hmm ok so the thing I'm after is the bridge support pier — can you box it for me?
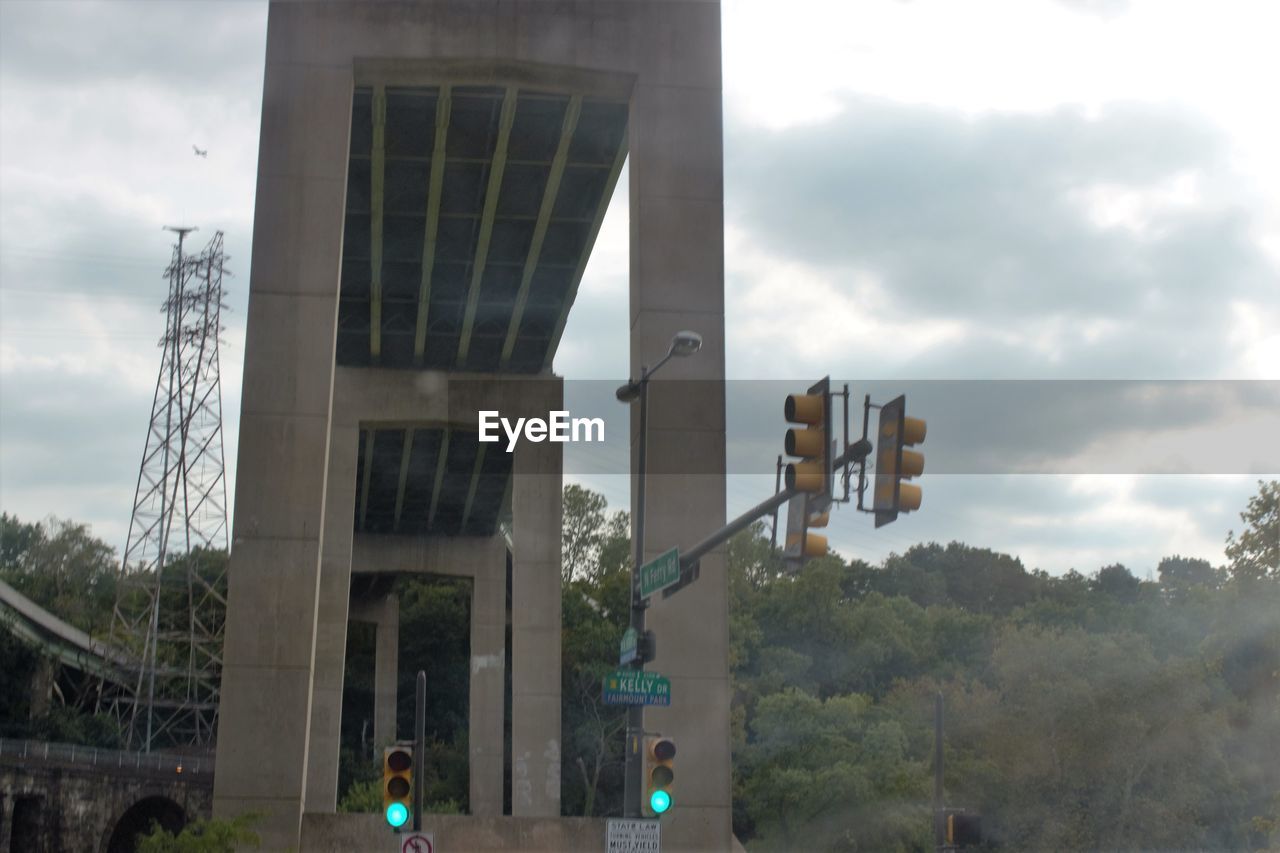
[347,592,399,754]
[216,2,726,849]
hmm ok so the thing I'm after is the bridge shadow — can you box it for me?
[103,796,185,853]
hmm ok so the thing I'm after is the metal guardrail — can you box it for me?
[0,737,214,779]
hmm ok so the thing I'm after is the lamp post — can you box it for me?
[615,330,702,818]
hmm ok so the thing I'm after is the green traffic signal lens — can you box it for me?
[650,789,671,814]
[385,802,409,828]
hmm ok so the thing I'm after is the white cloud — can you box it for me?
[725,224,969,377]
[0,0,1275,578]
[1227,300,1280,380]
[1068,171,1204,236]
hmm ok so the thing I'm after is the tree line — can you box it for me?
[557,481,1279,850]
[1,480,1276,850]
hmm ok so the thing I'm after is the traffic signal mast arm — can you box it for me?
[677,437,872,575]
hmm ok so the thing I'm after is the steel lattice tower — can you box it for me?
[108,227,230,751]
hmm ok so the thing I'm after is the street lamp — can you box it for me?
[614,329,702,818]
[616,331,702,402]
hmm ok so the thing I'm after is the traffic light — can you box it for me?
[382,744,413,828]
[873,395,926,528]
[783,492,829,571]
[947,810,982,846]
[784,377,833,511]
[641,735,676,817]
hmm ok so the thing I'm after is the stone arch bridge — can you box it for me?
[0,739,212,853]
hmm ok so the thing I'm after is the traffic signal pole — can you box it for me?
[623,366,652,819]
[676,438,872,576]
[414,670,425,831]
[617,332,704,819]
[934,691,946,851]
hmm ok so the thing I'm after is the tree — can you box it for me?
[1092,563,1143,603]
[1157,554,1220,597]
[965,625,1239,851]
[558,485,631,817]
[737,688,928,851]
[1225,480,1279,582]
[0,514,118,635]
[878,543,1040,615]
[136,813,260,852]
[562,484,608,583]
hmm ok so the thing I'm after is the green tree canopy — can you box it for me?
[1226,480,1280,581]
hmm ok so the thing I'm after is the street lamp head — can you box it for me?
[616,381,642,403]
[668,330,703,358]
[617,330,703,402]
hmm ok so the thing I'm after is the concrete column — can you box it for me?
[510,420,563,817]
[211,22,353,848]
[347,592,401,752]
[304,422,360,813]
[373,593,399,749]
[28,657,54,719]
[0,793,12,853]
[629,4,731,851]
[469,538,507,817]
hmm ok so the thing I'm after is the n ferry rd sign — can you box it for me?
[638,547,680,599]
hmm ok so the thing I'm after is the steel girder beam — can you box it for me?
[500,94,582,368]
[456,87,519,366]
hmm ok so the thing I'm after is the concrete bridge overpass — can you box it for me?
[0,738,213,853]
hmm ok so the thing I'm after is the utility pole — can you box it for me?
[934,691,946,851]
[414,670,425,831]
[616,331,703,818]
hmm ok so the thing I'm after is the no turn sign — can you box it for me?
[399,832,434,853]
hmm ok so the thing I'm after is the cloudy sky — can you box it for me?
[1,0,1276,576]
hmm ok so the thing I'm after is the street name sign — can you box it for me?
[619,627,639,665]
[602,670,671,706]
[638,547,680,599]
[606,818,660,852]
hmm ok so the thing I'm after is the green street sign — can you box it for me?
[638,547,680,599]
[602,670,671,706]
[619,627,639,665]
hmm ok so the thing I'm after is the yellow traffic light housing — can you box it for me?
[784,377,833,506]
[642,735,676,817]
[874,395,926,527]
[783,492,830,572]
[382,745,413,828]
[946,810,983,846]
[782,377,835,570]
[785,498,828,556]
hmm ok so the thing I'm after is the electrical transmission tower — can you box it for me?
[107,227,230,751]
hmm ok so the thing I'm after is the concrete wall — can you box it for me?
[301,812,610,853]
